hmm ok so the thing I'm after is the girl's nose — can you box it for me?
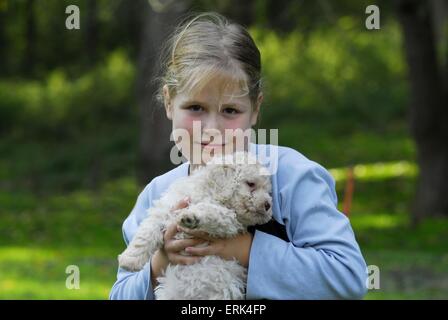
[202,114,221,131]
[202,116,223,141]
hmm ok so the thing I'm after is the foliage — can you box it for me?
[253,18,408,133]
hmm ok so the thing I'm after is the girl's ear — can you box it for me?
[250,93,263,126]
[163,85,173,120]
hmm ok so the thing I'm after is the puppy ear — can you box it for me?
[205,163,238,201]
[207,163,237,179]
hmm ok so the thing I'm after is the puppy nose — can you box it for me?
[264,202,271,211]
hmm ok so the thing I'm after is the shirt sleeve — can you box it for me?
[109,182,156,300]
[246,161,368,300]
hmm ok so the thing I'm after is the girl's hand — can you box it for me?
[177,226,254,268]
[150,198,206,288]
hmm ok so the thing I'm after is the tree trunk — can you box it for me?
[225,0,256,27]
[0,7,7,75]
[85,0,98,65]
[429,0,448,87]
[117,0,143,59]
[24,0,36,75]
[396,0,448,223]
[136,0,187,187]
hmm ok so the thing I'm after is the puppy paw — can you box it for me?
[118,253,147,272]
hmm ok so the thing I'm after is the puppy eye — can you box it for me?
[246,181,256,188]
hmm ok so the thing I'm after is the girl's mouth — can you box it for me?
[198,141,226,148]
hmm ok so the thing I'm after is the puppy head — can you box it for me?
[204,152,273,227]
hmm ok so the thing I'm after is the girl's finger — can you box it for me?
[163,223,178,242]
[184,245,214,257]
[177,226,215,241]
[165,238,206,253]
[169,253,201,265]
[170,197,190,211]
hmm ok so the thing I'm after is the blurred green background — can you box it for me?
[1,0,447,299]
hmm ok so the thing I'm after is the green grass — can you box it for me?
[335,173,448,299]
[278,121,416,168]
[363,250,448,300]
[0,246,115,299]
[0,177,137,299]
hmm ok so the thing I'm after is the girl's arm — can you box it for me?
[109,264,155,300]
[246,159,368,300]
[109,183,155,300]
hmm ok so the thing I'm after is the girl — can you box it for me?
[109,12,367,300]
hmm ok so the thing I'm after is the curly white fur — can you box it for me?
[118,152,272,300]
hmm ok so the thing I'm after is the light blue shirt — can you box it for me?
[109,144,368,300]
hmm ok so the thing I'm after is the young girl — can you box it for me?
[109,12,367,300]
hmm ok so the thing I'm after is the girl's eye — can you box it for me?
[222,107,240,115]
[187,105,203,112]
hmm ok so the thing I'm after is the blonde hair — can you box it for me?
[155,12,262,107]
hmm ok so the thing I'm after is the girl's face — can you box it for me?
[163,73,262,165]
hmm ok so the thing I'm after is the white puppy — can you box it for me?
[118,152,272,299]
